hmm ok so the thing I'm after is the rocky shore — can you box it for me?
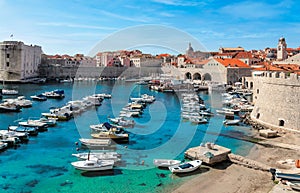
[171,127,300,193]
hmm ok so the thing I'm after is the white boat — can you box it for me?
[222,107,240,114]
[130,94,155,103]
[42,89,65,99]
[2,89,18,95]
[189,116,208,124]
[79,138,111,148]
[72,152,121,162]
[153,159,181,168]
[71,159,114,171]
[0,141,8,151]
[109,117,135,127]
[4,96,32,108]
[18,119,48,130]
[92,93,112,99]
[30,94,47,101]
[38,117,57,127]
[0,102,21,112]
[216,109,234,115]
[223,119,240,125]
[169,160,202,173]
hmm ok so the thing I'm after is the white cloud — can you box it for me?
[160,12,175,17]
[98,10,151,23]
[151,0,207,6]
[36,22,117,30]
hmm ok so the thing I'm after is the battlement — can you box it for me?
[253,71,300,84]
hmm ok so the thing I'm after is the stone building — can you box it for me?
[249,71,300,131]
[277,37,287,61]
[0,41,42,81]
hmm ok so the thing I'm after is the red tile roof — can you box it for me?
[234,52,253,59]
[215,58,251,68]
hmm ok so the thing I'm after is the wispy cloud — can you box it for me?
[98,10,151,23]
[160,12,175,17]
[220,1,287,19]
[151,0,206,6]
[36,22,117,30]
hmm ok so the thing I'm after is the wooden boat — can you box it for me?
[169,160,202,173]
[223,119,240,125]
[91,132,129,142]
[71,159,114,171]
[153,159,181,168]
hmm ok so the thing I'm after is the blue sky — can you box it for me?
[0,0,299,56]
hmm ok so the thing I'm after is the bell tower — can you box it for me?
[277,37,287,61]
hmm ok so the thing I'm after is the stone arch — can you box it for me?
[193,73,201,80]
[185,72,192,80]
[202,73,212,81]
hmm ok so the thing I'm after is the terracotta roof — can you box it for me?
[215,58,250,68]
[253,64,300,72]
[234,52,253,59]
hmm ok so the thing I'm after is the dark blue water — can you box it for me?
[0,81,254,193]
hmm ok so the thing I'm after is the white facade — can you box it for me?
[0,41,42,81]
[96,52,116,67]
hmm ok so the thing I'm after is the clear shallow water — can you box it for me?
[0,81,254,193]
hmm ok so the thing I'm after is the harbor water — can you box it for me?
[0,81,254,193]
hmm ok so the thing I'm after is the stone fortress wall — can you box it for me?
[250,72,300,131]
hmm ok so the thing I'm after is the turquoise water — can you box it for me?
[0,81,254,193]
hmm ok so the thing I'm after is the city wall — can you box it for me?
[39,65,162,80]
[251,72,300,131]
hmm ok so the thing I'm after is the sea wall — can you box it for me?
[251,72,300,131]
[39,65,163,79]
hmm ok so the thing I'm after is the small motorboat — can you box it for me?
[2,89,18,95]
[169,160,202,173]
[223,119,240,125]
[79,138,112,148]
[42,89,65,99]
[153,159,181,168]
[0,102,21,112]
[30,94,47,101]
[8,125,38,136]
[72,152,121,162]
[71,159,114,171]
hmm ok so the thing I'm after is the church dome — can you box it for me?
[266,52,275,58]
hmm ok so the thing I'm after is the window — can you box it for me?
[6,54,10,58]
[256,113,260,119]
[279,120,285,127]
[6,62,9,67]
[257,89,259,94]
